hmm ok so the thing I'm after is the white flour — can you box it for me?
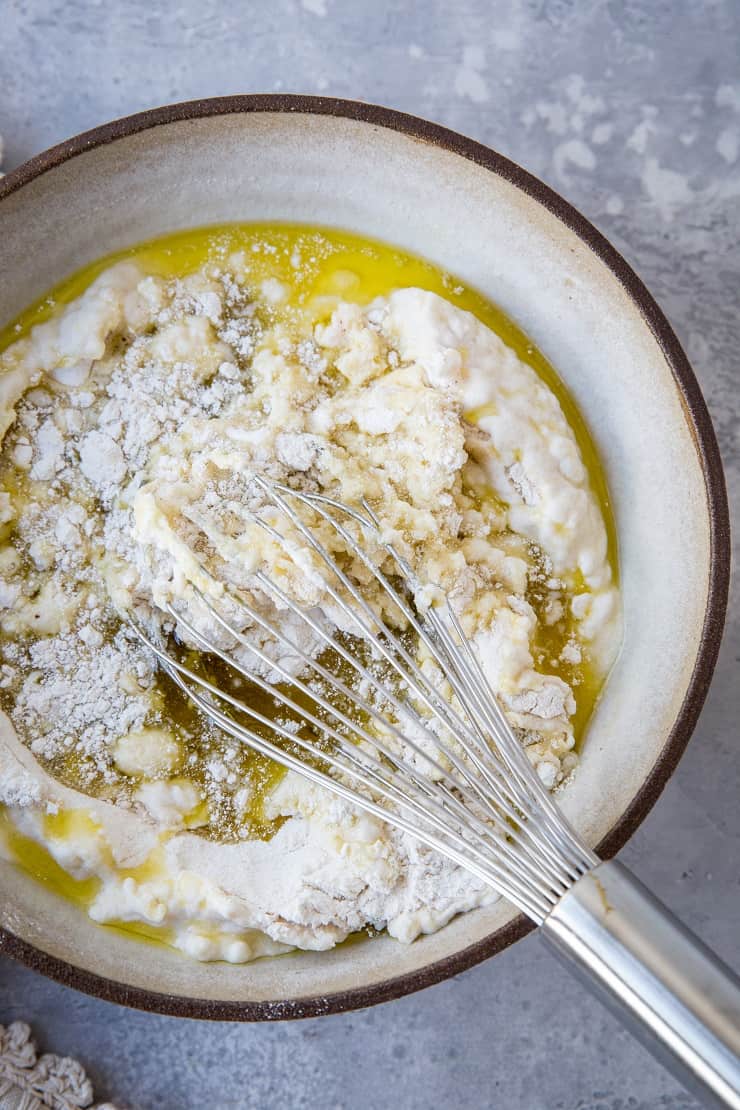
[13,631,155,780]
[0,246,620,961]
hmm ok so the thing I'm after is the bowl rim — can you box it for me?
[0,93,730,1021]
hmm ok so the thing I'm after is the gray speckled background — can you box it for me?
[1,2,739,1108]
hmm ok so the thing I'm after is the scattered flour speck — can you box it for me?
[641,157,694,222]
[454,46,490,104]
[591,122,613,146]
[716,84,740,113]
[716,127,739,165]
[553,139,596,183]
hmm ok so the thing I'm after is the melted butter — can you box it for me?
[464,401,498,422]
[1,794,359,953]
[157,652,291,840]
[0,807,100,907]
[1,807,178,946]
[102,919,175,946]
[44,806,105,849]
[0,224,618,927]
[0,222,617,579]
[117,843,167,884]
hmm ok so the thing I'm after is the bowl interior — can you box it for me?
[0,103,719,1015]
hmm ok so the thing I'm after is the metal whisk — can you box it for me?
[132,476,740,1108]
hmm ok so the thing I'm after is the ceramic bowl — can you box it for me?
[0,96,729,1019]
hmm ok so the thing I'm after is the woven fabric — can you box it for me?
[0,1023,118,1110]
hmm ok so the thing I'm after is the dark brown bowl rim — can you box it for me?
[0,94,730,1022]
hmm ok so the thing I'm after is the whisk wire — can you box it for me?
[438,601,595,877]
[253,478,500,759]
[251,567,515,831]
[270,484,592,885]
[247,519,578,897]
[130,477,599,922]
[252,482,560,853]
[171,592,566,907]
[135,621,552,918]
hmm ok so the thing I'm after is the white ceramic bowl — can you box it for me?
[0,96,728,1019]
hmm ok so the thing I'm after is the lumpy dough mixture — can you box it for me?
[0,227,620,962]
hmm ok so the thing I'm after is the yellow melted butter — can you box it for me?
[0,221,617,575]
[44,805,101,838]
[11,806,163,890]
[0,807,100,906]
[1,808,181,947]
[0,223,618,947]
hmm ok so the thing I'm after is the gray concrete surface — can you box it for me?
[1,2,739,1107]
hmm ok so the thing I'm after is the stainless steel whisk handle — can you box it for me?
[152,485,739,1104]
[542,860,740,1109]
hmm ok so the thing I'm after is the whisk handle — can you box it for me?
[542,859,740,1109]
